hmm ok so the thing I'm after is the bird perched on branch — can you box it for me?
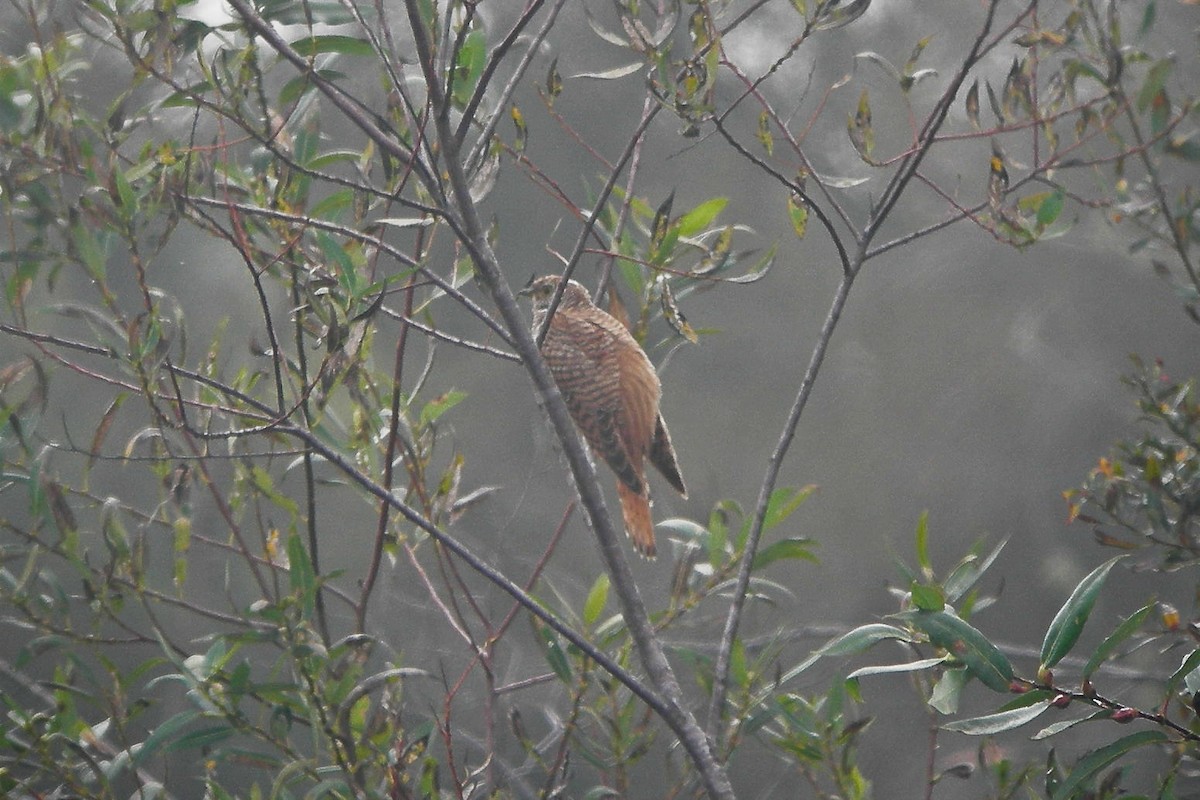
[520,275,686,558]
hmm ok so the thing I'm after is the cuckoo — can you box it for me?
[521,275,686,558]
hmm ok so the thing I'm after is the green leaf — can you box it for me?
[929,667,967,715]
[830,625,917,658]
[649,191,677,263]
[787,194,808,239]
[1082,602,1153,680]
[944,538,1007,602]
[942,701,1052,734]
[763,485,817,531]
[1167,647,1200,695]
[730,638,749,687]
[779,624,914,684]
[676,197,728,237]
[847,88,874,160]
[534,623,572,683]
[1040,555,1125,669]
[1136,58,1172,113]
[278,69,345,106]
[728,243,777,284]
[1033,709,1110,740]
[1036,188,1065,228]
[287,532,317,621]
[419,390,467,427]
[309,188,355,220]
[1050,730,1170,800]
[914,509,931,575]
[583,573,610,627]
[166,725,235,753]
[910,582,944,612]
[571,62,643,80]
[71,223,109,281]
[451,29,487,107]
[898,610,1013,692]
[756,110,774,155]
[752,537,817,570]
[288,35,375,57]
[848,656,945,679]
[965,79,981,129]
[132,710,199,766]
[1139,0,1157,35]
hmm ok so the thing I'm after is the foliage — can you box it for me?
[0,0,1197,798]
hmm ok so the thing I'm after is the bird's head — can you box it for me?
[518,275,591,310]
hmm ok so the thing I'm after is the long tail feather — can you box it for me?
[617,481,656,559]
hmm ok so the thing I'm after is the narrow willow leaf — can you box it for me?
[1036,189,1065,228]
[848,656,946,679]
[929,667,967,714]
[534,622,572,683]
[278,69,345,106]
[420,390,467,427]
[659,280,698,343]
[944,538,1008,602]
[650,191,675,250]
[132,710,200,766]
[965,80,981,129]
[727,243,777,283]
[787,193,808,239]
[173,517,191,591]
[1136,58,1173,112]
[289,35,374,57]
[510,105,527,153]
[545,57,562,102]
[763,484,817,530]
[1081,603,1153,679]
[904,36,931,75]
[988,142,1009,214]
[985,80,1004,122]
[814,0,871,31]
[87,395,125,471]
[910,582,944,612]
[287,532,317,621]
[942,701,1051,734]
[1032,709,1109,740]
[1040,555,1125,669]
[583,573,610,627]
[452,29,487,107]
[847,88,874,160]
[571,62,643,80]
[915,509,931,575]
[855,51,899,81]
[779,624,914,684]
[1050,731,1170,800]
[1167,647,1200,695]
[676,197,728,237]
[376,217,435,230]
[583,4,628,46]
[757,110,773,155]
[898,610,1013,692]
[751,537,817,570]
[166,725,235,753]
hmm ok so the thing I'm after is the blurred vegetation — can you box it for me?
[1,0,1198,798]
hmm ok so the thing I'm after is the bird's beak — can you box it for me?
[517,274,538,297]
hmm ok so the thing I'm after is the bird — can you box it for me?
[520,275,686,558]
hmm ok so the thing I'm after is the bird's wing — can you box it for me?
[649,412,687,497]
[544,312,647,494]
[581,309,660,465]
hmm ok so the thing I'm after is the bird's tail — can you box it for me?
[617,480,656,559]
